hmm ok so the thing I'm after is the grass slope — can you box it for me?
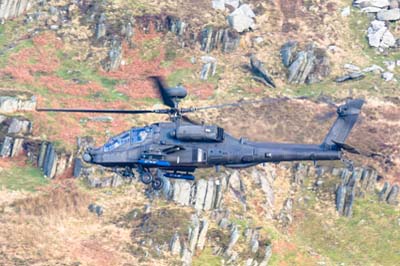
[294,197,400,266]
[0,164,48,191]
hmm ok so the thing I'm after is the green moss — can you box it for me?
[140,37,161,61]
[167,68,193,86]
[161,40,183,67]
[56,52,107,86]
[140,97,160,105]
[0,39,34,68]
[165,47,177,61]
[55,51,126,101]
[90,89,127,102]
[0,164,48,192]
[0,21,35,68]
[0,24,6,48]
[228,86,246,95]
[0,21,20,49]
[193,247,222,266]
[230,217,249,230]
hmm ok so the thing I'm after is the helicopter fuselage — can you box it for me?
[37,75,364,190]
[85,122,341,175]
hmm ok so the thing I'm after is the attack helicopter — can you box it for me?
[37,76,365,190]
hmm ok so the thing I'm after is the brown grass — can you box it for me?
[0,180,139,266]
[11,180,89,216]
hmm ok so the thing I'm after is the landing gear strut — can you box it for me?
[138,167,165,191]
[112,166,134,178]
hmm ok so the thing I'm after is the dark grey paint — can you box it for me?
[85,99,364,178]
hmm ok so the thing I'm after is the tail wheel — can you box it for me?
[152,178,164,191]
[140,172,153,184]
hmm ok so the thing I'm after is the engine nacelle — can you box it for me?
[173,125,224,142]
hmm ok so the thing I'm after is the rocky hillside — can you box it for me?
[0,0,399,265]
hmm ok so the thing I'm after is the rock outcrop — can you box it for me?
[151,213,211,265]
[251,167,275,219]
[0,98,72,178]
[101,37,123,71]
[199,26,240,53]
[170,175,228,211]
[336,72,365,83]
[328,166,398,216]
[285,163,396,217]
[280,42,331,84]
[249,54,276,88]
[200,56,217,80]
[379,182,399,205]
[335,169,358,217]
[386,184,399,205]
[1,116,32,157]
[354,0,391,12]
[353,1,400,49]
[227,4,255,33]
[367,20,396,48]
[377,8,400,21]
[0,0,36,20]
[36,142,73,179]
[0,94,36,113]
[277,198,294,226]
[16,1,242,73]
[93,13,240,70]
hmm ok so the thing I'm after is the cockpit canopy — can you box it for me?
[104,127,151,152]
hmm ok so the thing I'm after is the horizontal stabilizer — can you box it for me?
[332,140,360,154]
[333,140,385,159]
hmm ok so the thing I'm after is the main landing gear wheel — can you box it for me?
[140,172,153,185]
[152,178,164,191]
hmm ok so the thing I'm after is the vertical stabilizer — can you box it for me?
[322,99,364,148]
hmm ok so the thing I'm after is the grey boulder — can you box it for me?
[355,0,390,8]
[367,20,396,48]
[249,54,276,88]
[363,64,384,73]
[281,42,330,84]
[225,0,240,9]
[380,30,397,48]
[386,184,399,205]
[280,41,297,67]
[336,72,365,83]
[212,0,225,10]
[227,4,255,32]
[382,71,394,81]
[0,0,36,20]
[377,8,400,21]
[0,96,36,113]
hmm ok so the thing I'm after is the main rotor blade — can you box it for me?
[182,97,288,113]
[148,76,175,108]
[36,108,170,114]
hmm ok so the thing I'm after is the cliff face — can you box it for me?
[0,0,400,265]
[0,0,36,20]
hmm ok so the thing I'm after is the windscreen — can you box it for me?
[131,127,150,143]
[103,131,131,152]
[103,127,151,152]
